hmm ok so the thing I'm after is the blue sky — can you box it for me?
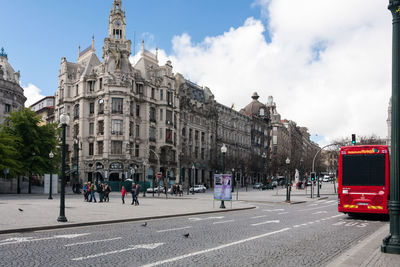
[1,0,263,96]
[0,0,392,146]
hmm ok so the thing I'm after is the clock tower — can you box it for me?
[103,0,132,73]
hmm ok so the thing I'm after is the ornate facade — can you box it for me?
[55,0,179,186]
[0,48,26,124]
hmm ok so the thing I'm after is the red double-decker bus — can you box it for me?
[338,145,390,215]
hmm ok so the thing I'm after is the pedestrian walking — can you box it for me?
[131,183,136,205]
[89,182,97,202]
[121,186,127,204]
[97,181,103,202]
[134,184,140,206]
[104,183,111,202]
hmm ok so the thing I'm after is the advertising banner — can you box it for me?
[214,174,232,201]
[44,174,58,194]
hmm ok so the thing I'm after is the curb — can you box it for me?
[0,206,255,235]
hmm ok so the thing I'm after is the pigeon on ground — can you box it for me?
[142,222,147,227]
[18,208,23,212]
[183,233,190,238]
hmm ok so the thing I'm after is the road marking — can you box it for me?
[312,211,328,215]
[156,226,192,233]
[251,215,268,219]
[0,233,90,246]
[188,216,224,221]
[251,220,280,226]
[308,204,319,207]
[298,203,337,212]
[140,228,290,267]
[71,243,164,261]
[65,237,122,247]
[263,209,285,212]
[278,212,289,215]
[213,220,235,224]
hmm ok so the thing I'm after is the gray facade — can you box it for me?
[0,48,26,124]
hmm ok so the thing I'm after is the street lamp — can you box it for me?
[285,157,290,203]
[382,1,400,254]
[220,144,227,209]
[57,113,69,222]
[48,151,54,200]
[143,161,147,197]
[191,164,195,195]
[262,152,267,184]
[232,168,235,193]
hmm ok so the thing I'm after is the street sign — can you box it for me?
[156,172,162,179]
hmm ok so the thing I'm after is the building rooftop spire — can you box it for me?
[0,47,8,58]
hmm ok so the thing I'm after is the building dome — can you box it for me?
[241,92,268,117]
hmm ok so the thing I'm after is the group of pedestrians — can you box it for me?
[121,183,140,205]
[83,181,111,203]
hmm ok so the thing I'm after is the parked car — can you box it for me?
[253,183,263,189]
[146,186,164,193]
[306,180,312,186]
[262,183,274,190]
[271,180,278,188]
[189,185,206,193]
[322,176,330,182]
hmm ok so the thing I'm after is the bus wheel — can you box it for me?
[348,213,358,218]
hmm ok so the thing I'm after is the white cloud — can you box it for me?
[160,0,392,146]
[23,83,46,107]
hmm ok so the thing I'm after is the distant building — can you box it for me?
[0,48,26,124]
[30,96,55,125]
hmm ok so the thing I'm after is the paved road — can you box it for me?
[0,196,387,267]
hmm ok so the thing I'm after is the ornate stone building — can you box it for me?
[240,92,270,183]
[176,75,217,187]
[0,48,26,124]
[55,0,179,186]
[216,102,252,186]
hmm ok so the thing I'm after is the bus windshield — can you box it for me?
[342,154,385,186]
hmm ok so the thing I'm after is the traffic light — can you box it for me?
[311,172,316,181]
[352,134,356,145]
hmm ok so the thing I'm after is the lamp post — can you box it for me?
[57,113,69,222]
[220,144,227,209]
[286,157,290,203]
[232,168,235,193]
[382,1,400,254]
[191,164,195,195]
[143,161,147,197]
[262,152,267,185]
[48,151,54,200]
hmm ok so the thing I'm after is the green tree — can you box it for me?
[4,108,59,192]
[0,125,22,177]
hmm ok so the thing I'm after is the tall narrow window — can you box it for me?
[74,104,79,119]
[111,141,122,154]
[98,99,104,114]
[136,125,140,137]
[89,143,94,156]
[99,78,103,90]
[151,88,155,99]
[149,127,156,142]
[160,89,164,100]
[4,104,11,113]
[150,107,156,122]
[112,119,123,135]
[89,123,94,135]
[112,98,123,113]
[97,141,103,154]
[98,120,104,135]
[135,144,139,157]
[89,102,94,114]
[160,109,163,121]
[136,104,140,117]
